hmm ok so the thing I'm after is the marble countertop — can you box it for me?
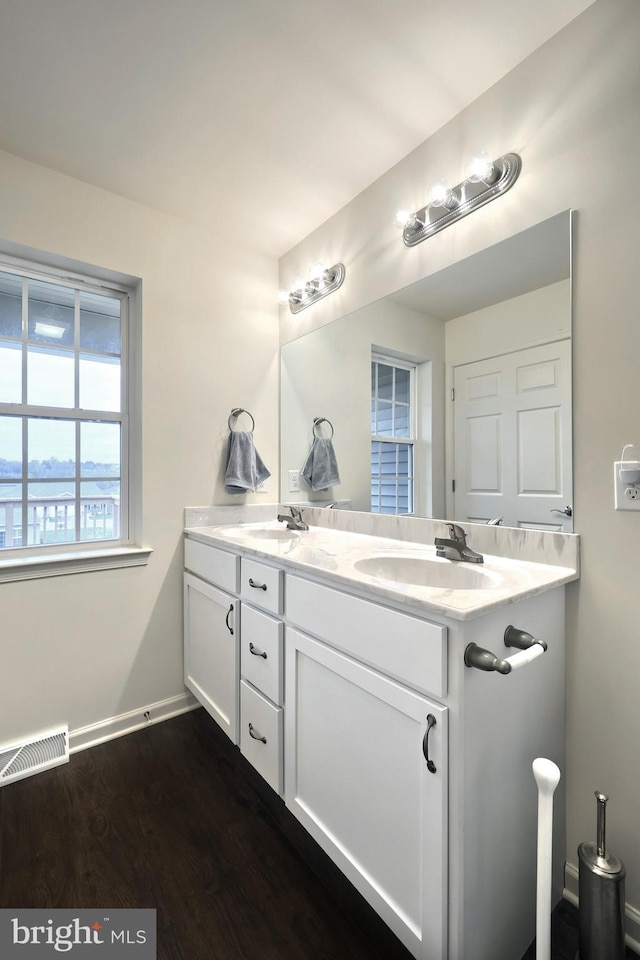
[184,516,579,621]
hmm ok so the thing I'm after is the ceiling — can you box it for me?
[0,0,595,256]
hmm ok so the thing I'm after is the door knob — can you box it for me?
[550,505,572,517]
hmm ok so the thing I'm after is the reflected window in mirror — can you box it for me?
[370,355,415,515]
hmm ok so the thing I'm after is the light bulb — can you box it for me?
[394,209,412,229]
[465,151,497,184]
[308,262,329,290]
[309,262,327,281]
[427,179,459,210]
[277,289,290,305]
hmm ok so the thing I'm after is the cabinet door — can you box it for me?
[285,627,448,960]
[183,572,239,744]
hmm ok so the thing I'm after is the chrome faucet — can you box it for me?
[434,523,484,564]
[277,506,309,531]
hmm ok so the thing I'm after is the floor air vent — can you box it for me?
[0,726,69,787]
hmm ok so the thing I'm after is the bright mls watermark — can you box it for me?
[0,909,156,957]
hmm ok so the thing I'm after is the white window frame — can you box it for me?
[370,353,416,515]
[0,252,150,582]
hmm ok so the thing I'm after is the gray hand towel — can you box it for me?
[224,431,271,494]
[301,436,340,491]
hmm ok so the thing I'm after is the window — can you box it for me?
[370,356,415,515]
[0,259,144,575]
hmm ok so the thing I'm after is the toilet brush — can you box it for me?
[577,792,626,960]
[533,758,561,960]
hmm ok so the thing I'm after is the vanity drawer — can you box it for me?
[184,537,239,593]
[285,575,447,699]
[240,679,283,794]
[240,557,283,615]
[240,605,284,705]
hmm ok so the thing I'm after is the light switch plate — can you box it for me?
[614,461,640,510]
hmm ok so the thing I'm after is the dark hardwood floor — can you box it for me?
[0,707,623,959]
[0,708,414,959]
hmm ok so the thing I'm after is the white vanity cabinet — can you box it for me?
[284,574,449,959]
[183,539,240,743]
[285,626,448,958]
[184,528,568,960]
[283,572,566,960]
[183,537,285,791]
[238,557,285,794]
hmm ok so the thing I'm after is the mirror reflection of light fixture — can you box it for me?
[33,320,68,338]
[279,261,346,314]
[396,151,522,247]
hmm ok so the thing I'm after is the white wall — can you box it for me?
[280,0,640,915]
[445,279,571,365]
[0,149,279,745]
[280,297,445,514]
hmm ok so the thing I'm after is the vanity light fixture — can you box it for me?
[397,151,522,247]
[279,261,346,314]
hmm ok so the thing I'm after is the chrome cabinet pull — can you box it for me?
[422,714,437,774]
[249,642,267,659]
[224,604,234,635]
[248,723,267,744]
[248,578,267,591]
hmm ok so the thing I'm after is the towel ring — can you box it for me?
[313,416,334,439]
[228,407,255,432]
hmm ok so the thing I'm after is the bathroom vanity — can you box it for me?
[183,508,579,960]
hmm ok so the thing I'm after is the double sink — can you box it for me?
[216,521,504,591]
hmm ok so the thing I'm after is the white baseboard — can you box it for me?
[564,860,640,955]
[69,692,200,754]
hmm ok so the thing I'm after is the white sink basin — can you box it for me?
[218,524,299,542]
[353,554,504,590]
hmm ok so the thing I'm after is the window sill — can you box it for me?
[0,545,153,583]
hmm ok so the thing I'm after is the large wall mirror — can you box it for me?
[280,210,573,531]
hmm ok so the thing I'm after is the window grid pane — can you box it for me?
[0,265,127,554]
[370,429,414,516]
[0,272,23,339]
[28,279,75,347]
[0,341,22,404]
[371,358,415,515]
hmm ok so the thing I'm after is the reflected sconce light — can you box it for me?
[279,261,346,314]
[396,151,522,247]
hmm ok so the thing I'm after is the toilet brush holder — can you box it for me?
[577,792,626,960]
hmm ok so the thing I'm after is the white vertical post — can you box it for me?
[532,758,561,960]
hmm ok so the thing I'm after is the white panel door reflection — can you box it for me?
[453,341,572,530]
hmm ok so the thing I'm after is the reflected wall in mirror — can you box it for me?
[280,210,573,531]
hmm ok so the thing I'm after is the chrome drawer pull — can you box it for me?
[422,714,437,774]
[248,723,267,744]
[225,604,234,635]
[248,578,267,591]
[249,642,267,659]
